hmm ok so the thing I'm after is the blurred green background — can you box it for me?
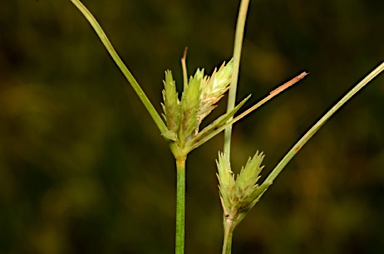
[1,0,384,253]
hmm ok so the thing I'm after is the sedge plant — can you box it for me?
[69,0,384,253]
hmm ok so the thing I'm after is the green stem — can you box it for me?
[221,2,250,253]
[222,219,235,254]
[264,61,384,185]
[70,0,167,134]
[175,156,187,254]
[224,0,250,158]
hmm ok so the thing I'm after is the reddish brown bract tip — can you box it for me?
[269,71,308,96]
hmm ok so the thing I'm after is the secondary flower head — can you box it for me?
[217,151,271,226]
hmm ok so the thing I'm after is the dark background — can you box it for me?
[1,0,384,253]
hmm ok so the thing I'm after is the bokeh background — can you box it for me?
[1,0,384,253]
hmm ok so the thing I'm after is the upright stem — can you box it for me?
[222,219,236,254]
[175,156,187,254]
[222,1,250,253]
[224,0,251,158]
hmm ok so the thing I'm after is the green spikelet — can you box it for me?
[198,59,233,123]
[161,70,181,141]
[235,151,264,193]
[179,69,203,144]
[216,152,236,214]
